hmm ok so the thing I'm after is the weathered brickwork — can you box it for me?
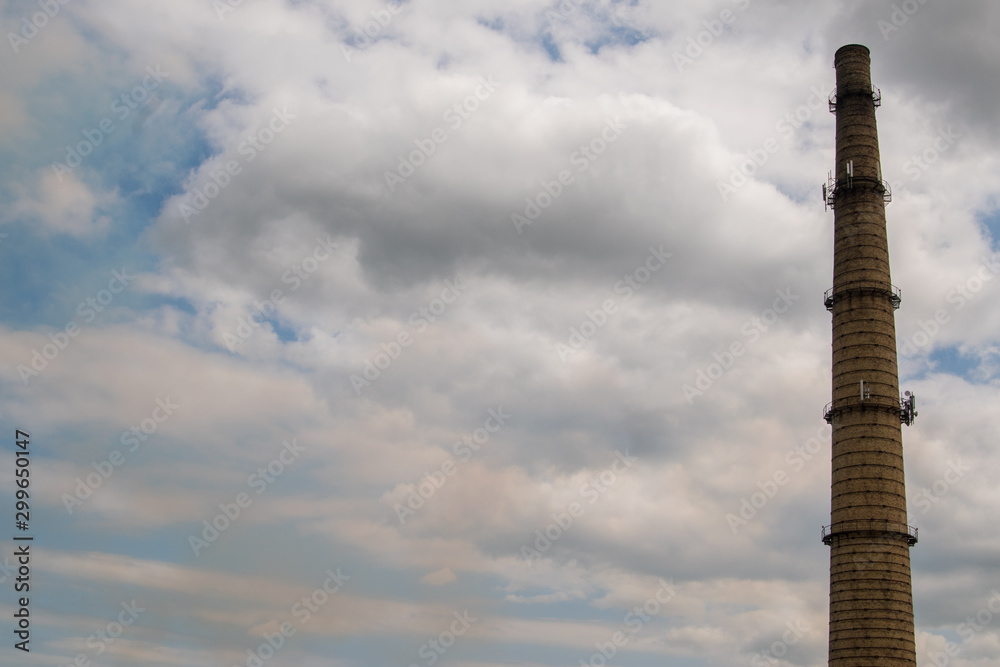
[825,44,917,667]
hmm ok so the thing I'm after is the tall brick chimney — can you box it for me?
[822,44,919,667]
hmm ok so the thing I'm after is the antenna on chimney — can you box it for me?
[901,391,917,425]
[823,171,837,211]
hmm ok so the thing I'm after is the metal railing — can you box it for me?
[823,394,901,423]
[828,85,882,112]
[823,176,892,207]
[822,392,916,425]
[821,521,918,545]
[823,284,901,311]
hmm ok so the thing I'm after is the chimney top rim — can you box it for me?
[835,43,871,58]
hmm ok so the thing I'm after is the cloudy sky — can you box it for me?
[1,0,999,665]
